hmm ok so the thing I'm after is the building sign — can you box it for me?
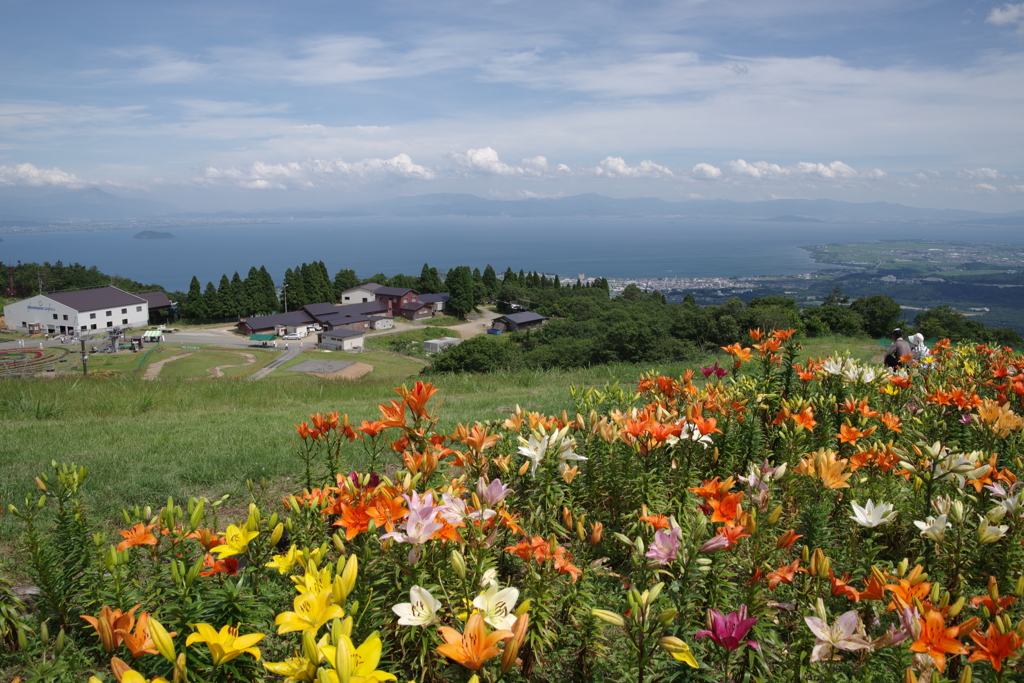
[27,300,56,312]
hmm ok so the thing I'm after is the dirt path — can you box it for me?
[142,352,194,380]
[309,361,375,380]
[207,352,257,378]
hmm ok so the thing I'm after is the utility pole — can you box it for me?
[80,338,88,377]
[283,283,288,313]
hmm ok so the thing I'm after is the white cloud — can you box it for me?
[974,183,998,193]
[727,159,865,180]
[987,3,1024,31]
[447,147,546,176]
[199,154,435,189]
[0,163,84,187]
[692,162,722,179]
[957,167,1000,180]
[595,157,673,178]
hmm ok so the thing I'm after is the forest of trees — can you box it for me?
[0,261,164,298]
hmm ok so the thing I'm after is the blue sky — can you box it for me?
[2,0,1024,211]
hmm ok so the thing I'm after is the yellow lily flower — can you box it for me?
[319,632,397,683]
[658,636,699,668]
[263,655,318,682]
[276,590,345,634]
[293,566,334,595]
[210,524,259,559]
[185,623,264,666]
[266,546,300,574]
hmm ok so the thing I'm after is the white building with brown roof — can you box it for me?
[3,286,150,335]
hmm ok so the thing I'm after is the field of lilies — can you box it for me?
[4,329,1024,683]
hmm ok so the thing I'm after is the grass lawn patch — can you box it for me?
[367,328,445,359]
[418,316,463,327]
[158,350,259,380]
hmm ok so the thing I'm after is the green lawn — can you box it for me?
[366,328,450,359]
[271,349,426,384]
[157,350,263,380]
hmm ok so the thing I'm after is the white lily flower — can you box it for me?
[849,500,897,528]
[858,366,878,383]
[553,435,587,472]
[804,611,873,662]
[517,433,550,477]
[977,516,1009,544]
[472,582,520,630]
[914,514,950,543]
[392,585,441,627]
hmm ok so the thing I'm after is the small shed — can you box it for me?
[423,337,462,354]
[317,329,365,352]
[250,333,276,346]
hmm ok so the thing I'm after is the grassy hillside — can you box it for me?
[0,335,880,545]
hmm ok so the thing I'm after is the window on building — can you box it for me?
[53,314,58,320]
[122,319,128,324]
[106,321,113,327]
[106,311,112,317]
[91,324,97,330]
[63,314,68,320]
[90,313,96,319]
[136,306,142,312]
[81,325,86,331]
[121,308,127,314]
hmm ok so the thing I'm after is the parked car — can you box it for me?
[282,333,301,340]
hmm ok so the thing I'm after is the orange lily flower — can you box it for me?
[356,420,387,437]
[461,424,501,453]
[859,574,887,602]
[909,611,967,673]
[639,513,670,530]
[887,375,912,389]
[199,554,239,577]
[721,343,753,366]
[837,423,869,445]
[716,523,750,548]
[117,524,158,552]
[767,559,807,590]
[880,412,902,432]
[396,381,439,419]
[334,504,372,540]
[82,605,139,653]
[295,421,316,440]
[969,622,1023,672]
[772,328,796,341]
[792,406,817,431]
[378,400,407,429]
[118,612,175,659]
[749,328,765,341]
[828,570,860,601]
[709,492,743,524]
[775,529,802,549]
[367,495,409,533]
[886,578,932,612]
[186,528,221,552]
[437,612,513,670]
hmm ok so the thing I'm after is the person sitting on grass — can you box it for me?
[884,328,913,369]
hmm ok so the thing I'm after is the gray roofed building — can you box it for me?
[374,286,417,297]
[46,286,147,311]
[137,291,172,310]
[491,311,549,333]
[237,310,315,335]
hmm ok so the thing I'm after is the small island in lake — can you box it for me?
[760,215,826,223]
[134,230,175,239]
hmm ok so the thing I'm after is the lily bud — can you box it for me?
[646,582,665,606]
[657,608,678,625]
[300,629,318,663]
[499,637,521,674]
[148,617,176,663]
[929,583,940,604]
[904,668,918,683]
[950,500,965,523]
[815,598,827,622]
[518,461,530,476]
[957,664,972,683]
[562,507,573,529]
[590,522,604,547]
[17,627,27,651]
[173,653,187,683]
[576,521,586,542]
[592,609,625,626]
[988,576,1001,603]
[270,523,284,548]
[340,554,358,601]
[450,550,467,580]
[938,591,950,611]
[802,546,810,563]
[335,634,354,683]
[948,596,965,618]
[897,558,909,576]
[332,532,345,554]
[35,477,46,492]
[809,548,824,576]
[931,672,940,683]
[40,620,49,646]
[658,636,689,653]
[767,504,782,526]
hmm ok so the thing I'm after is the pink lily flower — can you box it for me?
[645,527,681,565]
[700,362,729,379]
[695,605,759,652]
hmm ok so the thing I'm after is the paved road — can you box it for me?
[249,347,300,380]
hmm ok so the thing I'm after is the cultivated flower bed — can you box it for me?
[4,330,1024,682]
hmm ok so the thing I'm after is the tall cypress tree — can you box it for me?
[482,265,499,295]
[260,266,280,312]
[203,282,219,320]
[185,276,206,319]
[503,267,517,286]
[244,267,261,316]
[332,268,359,300]
[230,272,246,317]
[418,263,443,294]
[446,266,476,319]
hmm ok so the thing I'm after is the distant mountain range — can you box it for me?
[2,187,1024,225]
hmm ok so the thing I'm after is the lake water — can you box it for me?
[1,216,1023,292]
